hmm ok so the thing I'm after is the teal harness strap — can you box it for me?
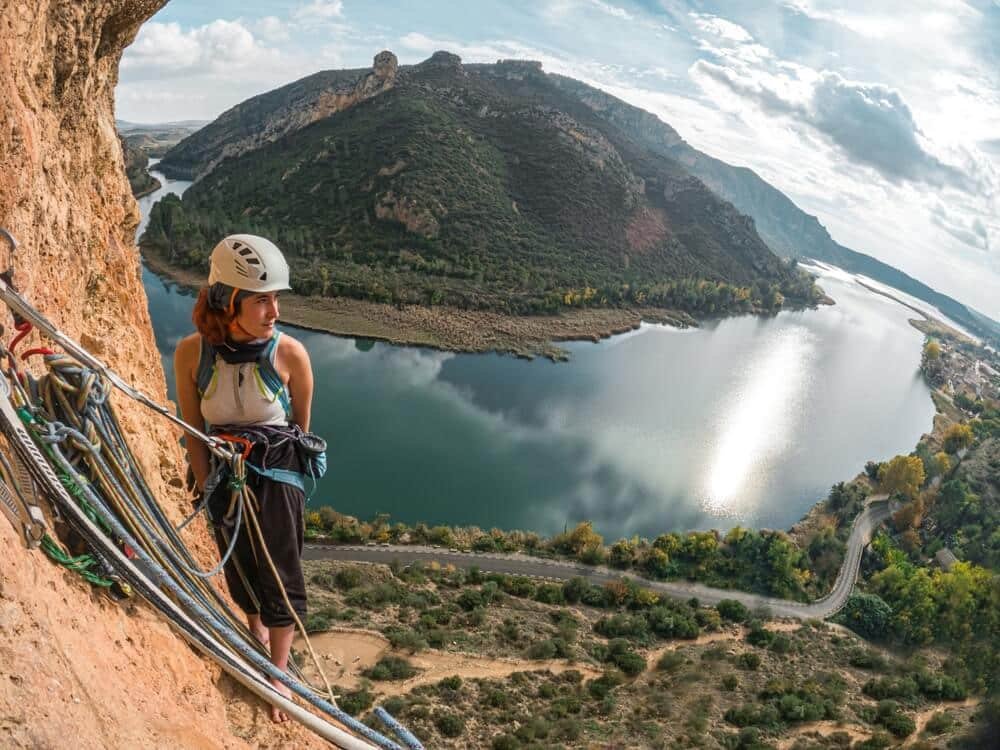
[245,462,306,492]
[257,333,291,417]
[195,336,216,396]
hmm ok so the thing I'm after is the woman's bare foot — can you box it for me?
[269,678,292,723]
[247,615,270,649]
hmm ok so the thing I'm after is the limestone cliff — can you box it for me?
[0,2,322,746]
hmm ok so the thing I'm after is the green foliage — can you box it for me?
[717,599,749,623]
[338,688,374,716]
[363,656,418,681]
[434,711,465,738]
[839,593,893,640]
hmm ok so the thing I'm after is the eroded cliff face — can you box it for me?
[0,3,322,746]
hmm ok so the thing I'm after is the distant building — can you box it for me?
[934,547,959,571]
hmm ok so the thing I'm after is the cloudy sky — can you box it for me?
[117,1,1000,318]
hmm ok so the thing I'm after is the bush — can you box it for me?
[657,651,686,673]
[385,627,428,653]
[717,599,749,622]
[438,675,462,691]
[304,612,331,633]
[491,735,519,750]
[924,711,953,734]
[722,674,739,691]
[526,639,558,660]
[456,589,484,611]
[364,656,418,681]
[737,652,761,671]
[534,583,565,605]
[587,670,624,699]
[434,711,465,738]
[339,688,373,716]
[847,648,888,671]
[334,567,363,589]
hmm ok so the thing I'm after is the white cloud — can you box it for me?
[254,16,290,43]
[121,20,280,79]
[589,1,633,21]
[689,12,754,42]
[292,0,344,22]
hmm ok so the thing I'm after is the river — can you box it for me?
[138,163,935,540]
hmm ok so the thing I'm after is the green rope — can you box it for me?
[40,533,114,588]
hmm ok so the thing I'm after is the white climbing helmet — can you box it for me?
[208,234,292,292]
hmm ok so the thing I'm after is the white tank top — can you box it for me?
[198,337,290,428]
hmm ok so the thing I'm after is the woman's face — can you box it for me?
[233,291,280,340]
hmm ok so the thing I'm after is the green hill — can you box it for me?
[144,52,818,315]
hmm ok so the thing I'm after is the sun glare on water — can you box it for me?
[701,325,816,520]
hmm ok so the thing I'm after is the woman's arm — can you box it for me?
[283,336,314,432]
[174,335,212,491]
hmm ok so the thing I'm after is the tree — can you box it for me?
[942,423,973,454]
[878,455,925,500]
[933,451,952,476]
[840,593,892,640]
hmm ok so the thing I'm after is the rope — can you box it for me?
[40,533,115,587]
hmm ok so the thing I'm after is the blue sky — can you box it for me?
[117,1,1000,318]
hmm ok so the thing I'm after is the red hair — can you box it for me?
[192,287,234,345]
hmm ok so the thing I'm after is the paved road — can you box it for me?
[304,497,892,620]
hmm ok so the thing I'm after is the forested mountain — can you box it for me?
[146,52,818,315]
[547,76,1000,344]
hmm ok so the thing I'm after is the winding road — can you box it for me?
[304,496,893,620]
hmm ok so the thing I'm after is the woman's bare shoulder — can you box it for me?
[174,333,202,373]
[277,332,309,360]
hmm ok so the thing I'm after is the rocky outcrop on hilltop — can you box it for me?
[157,51,399,181]
[0,2,323,747]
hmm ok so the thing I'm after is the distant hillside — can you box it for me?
[119,134,158,196]
[547,76,1000,345]
[146,53,817,316]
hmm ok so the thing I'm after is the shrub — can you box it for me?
[385,628,428,653]
[924,711,953,734]
[526,639,558,660]
[657,651,686,673]
[364,656,417,681]
[722,674,739,691]
[717,599,749,622]
[438,675,462,691]
[456,589,484,611]
[737,652,761,670]
[434,711,465,737]
[334,567,363,589]
[847,648,888,671]
[587,670,624,699]
[534,583,565,605]
[339,688,373,716]
[491,735,519,750]
[304,612,331,633]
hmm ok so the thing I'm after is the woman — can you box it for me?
[174,234,315,723]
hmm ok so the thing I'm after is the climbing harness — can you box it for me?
[0,231,423,750]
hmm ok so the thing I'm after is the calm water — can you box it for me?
[139,166,935,540]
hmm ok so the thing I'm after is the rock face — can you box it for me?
[0,3,322,747]
[157,51,399,181]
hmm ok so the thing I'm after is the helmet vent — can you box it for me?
[260,272,268,281]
